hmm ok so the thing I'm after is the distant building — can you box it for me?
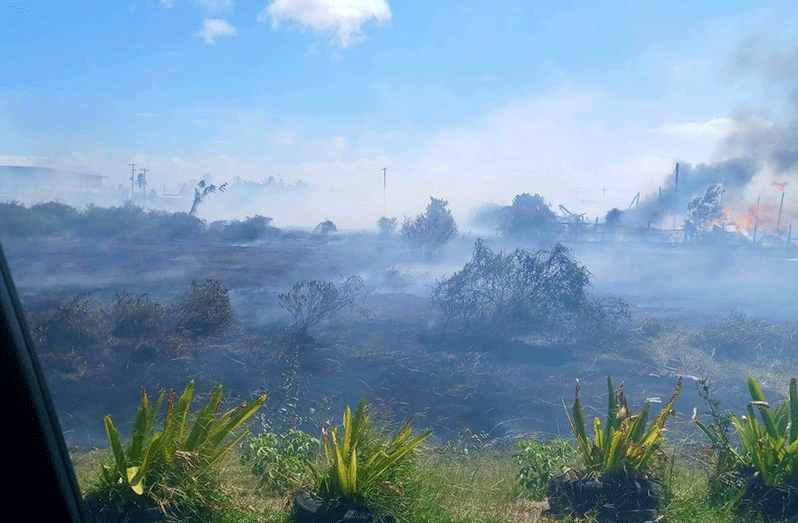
[0,158,108,203]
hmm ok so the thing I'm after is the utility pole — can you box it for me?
[777,192,785,231]
[602,186,608,199]
[128,163,137,199]
[382,167,387,216]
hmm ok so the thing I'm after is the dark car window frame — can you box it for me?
[0,239,85,523]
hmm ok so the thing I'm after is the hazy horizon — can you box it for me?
[3,1,798,229]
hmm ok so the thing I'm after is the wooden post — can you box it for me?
[777,192,785,231]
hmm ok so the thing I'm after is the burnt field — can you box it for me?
[3,232,797,450]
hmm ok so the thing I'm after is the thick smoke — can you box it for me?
[631,38,798,226]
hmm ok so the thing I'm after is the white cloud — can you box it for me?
[329,136,347,148]
[650,118,734,137]
[195,18,238,44]
[135,112,159,118]
[259,0,391,48]
[160,0,175,7]
[275,135,293,146]
[194,117,207,127]
[190,0,234,13]
[170,156,189,168]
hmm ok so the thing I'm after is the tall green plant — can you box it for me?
[730,377,798,487]
[100,381,266,500]
[566,376,682,479]
[308,399,432,502]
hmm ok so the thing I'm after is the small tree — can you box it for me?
[684,185,724,240]
[401,197,457,259]
[500,193,558,237]
[605,208,623,228]
[188,180,228,217]
[279,276,365,338]
[377,216,397,236]
[314,220,337,235]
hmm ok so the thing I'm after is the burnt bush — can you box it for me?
[170,280,234,337]
[279,276,366,338]
[37,293,108,350]
[111,293,165,338]
[431,239,616,342]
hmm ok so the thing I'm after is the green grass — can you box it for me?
[70,439,779,523]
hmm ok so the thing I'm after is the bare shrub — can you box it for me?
[278,276,365,337]
[171,280,234,337]
[111,293,165,338]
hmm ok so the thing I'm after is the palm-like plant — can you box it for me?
[308,399,432,503]
[566,376,682,479]
[101,381,266,500]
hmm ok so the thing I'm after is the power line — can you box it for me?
[128,163,137,199]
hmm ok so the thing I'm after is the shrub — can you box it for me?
[148,211,206,240]
[567,376,682,480]
[171,280,234,337]
[580,296,632,347]
[220,215,279,242]
[91,381,266,520]
[401,197,457,259]
[430,239,592,338]
[377,217,397,236]
[515,439,578,500]
[111,293,165,339]
[314,219,338,235]
[241,428,319,493]
[499,193,559,238]
[278,276,365,338]
[307,399,432,503]
[40,293,107,350]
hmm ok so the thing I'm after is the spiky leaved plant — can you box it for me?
[308,399,432,503]
[566,376,682,480]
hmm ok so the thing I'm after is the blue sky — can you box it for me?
[2,0,798,227]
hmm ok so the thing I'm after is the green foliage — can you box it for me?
[241,429,319,493]
[730,377,798,488]
[401,197,458,259]
[514,439,578,500]
[96,381,266,508]
[278,276,365,337]
[308,399,432,503]
[111,293,165,338]
[431,239,596,339]
[566,376,682,480]
[172,280,234,337]
[692,378,744,503]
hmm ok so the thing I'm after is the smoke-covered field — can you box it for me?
[3,222,797,452]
